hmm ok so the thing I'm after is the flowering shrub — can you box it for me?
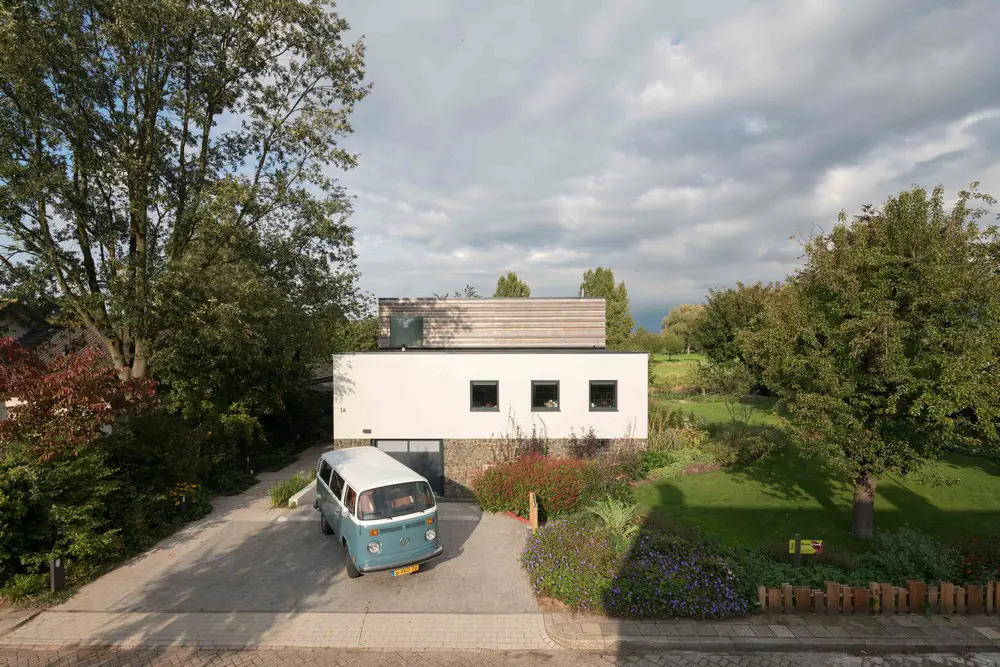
[472,455,586,519]
[521,520,752,619]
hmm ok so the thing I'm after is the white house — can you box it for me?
[331,297,648,496]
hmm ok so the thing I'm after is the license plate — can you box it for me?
[391,564,419,577]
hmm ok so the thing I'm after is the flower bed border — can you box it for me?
[759,580,999,614]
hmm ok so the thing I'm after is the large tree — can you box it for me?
[661,303,705,354]
[741,185,1000,539]
[580,267,634,349]
[0,0,369,380]
[694,282,780,364]
[493,271,531,297]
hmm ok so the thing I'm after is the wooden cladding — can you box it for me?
[758,580,1000,615]
[378,298,606,349]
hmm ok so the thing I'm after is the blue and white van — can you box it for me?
[315,447,442,578]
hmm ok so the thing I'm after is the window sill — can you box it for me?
[470,407,500,412]
[589,407,618,412]
[531,407,561,412]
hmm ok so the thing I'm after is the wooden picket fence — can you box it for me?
[758,580,1000,615]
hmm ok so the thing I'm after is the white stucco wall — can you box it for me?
[332,351,648,440]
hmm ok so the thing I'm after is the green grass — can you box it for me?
[268,472,312,508]
[639,389,1000,553]
[651,353,704,386]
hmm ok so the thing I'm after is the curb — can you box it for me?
[0,610,41,639]
[542,616,1000,654]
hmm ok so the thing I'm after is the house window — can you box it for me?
[470,381,499,411]
[531,381,560,411]
[389,315,423,348]
[589,380,617,411]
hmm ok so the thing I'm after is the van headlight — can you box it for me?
[424,529,436,541]
[368,541,381,554]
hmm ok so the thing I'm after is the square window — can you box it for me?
[589,380,617,411]
[389,315,423,348]
[531,381,560,411]
[470,381,499,411]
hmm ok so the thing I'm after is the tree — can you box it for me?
[741,185,1000,539]
[661,304,706,354]
[434,285,481,298]
[694,283,779,364]
[580,267,634,349]
[0,1,370,380]
[493,271,531,297]
[661,331,686,358]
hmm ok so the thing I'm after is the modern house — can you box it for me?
[331,297,648,497]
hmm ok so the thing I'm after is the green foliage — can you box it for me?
[493,271,531,297]
[269,473,312,508]
[741,184,1000,537]
[587,497,640,539]
[640,450,676,475]
[0,573,48,603]
[0,0,369,380]
[661,304,706,353]
[958,534,1000,584]
[579,461,636,508]
[648,448,719,480]
[694,282,780,366]
[580,267,634,349]
[859,528,961,585]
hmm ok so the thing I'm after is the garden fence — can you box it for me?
[758,580,1000,615]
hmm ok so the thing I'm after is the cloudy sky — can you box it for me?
[335,0,1000,329]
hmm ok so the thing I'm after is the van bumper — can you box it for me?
[357,545,444,574]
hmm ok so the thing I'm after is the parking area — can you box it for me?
[59,448,538,615]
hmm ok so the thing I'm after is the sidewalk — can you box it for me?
[544,611,1000,653]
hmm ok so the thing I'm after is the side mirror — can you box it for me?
[340,507,350,518]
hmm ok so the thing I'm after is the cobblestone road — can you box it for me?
[2,648,999,666]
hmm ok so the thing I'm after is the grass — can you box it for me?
[636,390,1000,553]
[268,472,312,508]
[651,353,704,387]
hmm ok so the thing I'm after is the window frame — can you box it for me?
[531,380,561,412]
[330,470,347,501]
[318,460,334,488]
[469,380,500,412]
[344,486,358,517]
[589,380,618,412]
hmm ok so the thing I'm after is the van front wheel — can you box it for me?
[345,546,362,579]
[319,511,333,536]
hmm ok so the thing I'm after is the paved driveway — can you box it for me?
[60,446,537,614]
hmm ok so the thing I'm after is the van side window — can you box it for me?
[319,460,333,488]
[330,471,346,500]
[344,486,358,516]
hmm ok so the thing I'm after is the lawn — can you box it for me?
[662,395,782,427]
[651,353,704,387]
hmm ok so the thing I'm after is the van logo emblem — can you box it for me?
[400,537,409,547]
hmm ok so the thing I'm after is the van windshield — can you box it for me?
[358,481,435,521]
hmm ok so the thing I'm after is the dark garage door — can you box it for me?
[373,440,444,495]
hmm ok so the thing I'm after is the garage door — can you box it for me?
[374,440,444,495]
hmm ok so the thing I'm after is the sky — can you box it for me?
[333,0,1000,330]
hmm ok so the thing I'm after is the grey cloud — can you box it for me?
[335,0,1000,318]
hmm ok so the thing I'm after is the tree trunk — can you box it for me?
[852,471,877,540]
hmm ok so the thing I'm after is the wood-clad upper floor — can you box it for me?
[378,297,606,349]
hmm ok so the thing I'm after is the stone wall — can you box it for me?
[332,438,372,450]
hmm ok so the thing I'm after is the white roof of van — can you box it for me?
[320,447,428,491]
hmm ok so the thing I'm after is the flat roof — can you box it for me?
[333,348,646,356]
[320,447,427,491]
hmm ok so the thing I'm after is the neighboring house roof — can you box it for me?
[0,299,109,365]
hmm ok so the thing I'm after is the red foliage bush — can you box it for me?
[472,455,587,519]
[0,337,157,461]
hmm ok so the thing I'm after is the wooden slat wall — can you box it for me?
[378,298,606,348]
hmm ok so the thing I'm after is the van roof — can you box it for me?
[320,447,428,491]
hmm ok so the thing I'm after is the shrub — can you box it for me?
[521,521,751,619]
[587,497,639,540]
[648,448,719,480]
[268,473,311,508]
[0,573,48,603]
[579,460,635,507]
[473,455,586,519]
[640,451,675,475]
[854,528,960,585]
[958,534,1000,585]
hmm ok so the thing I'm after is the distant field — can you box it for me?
[651,353,704,387]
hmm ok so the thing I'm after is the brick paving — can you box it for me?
[2,648,1000,667]
[0,611,553,651]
